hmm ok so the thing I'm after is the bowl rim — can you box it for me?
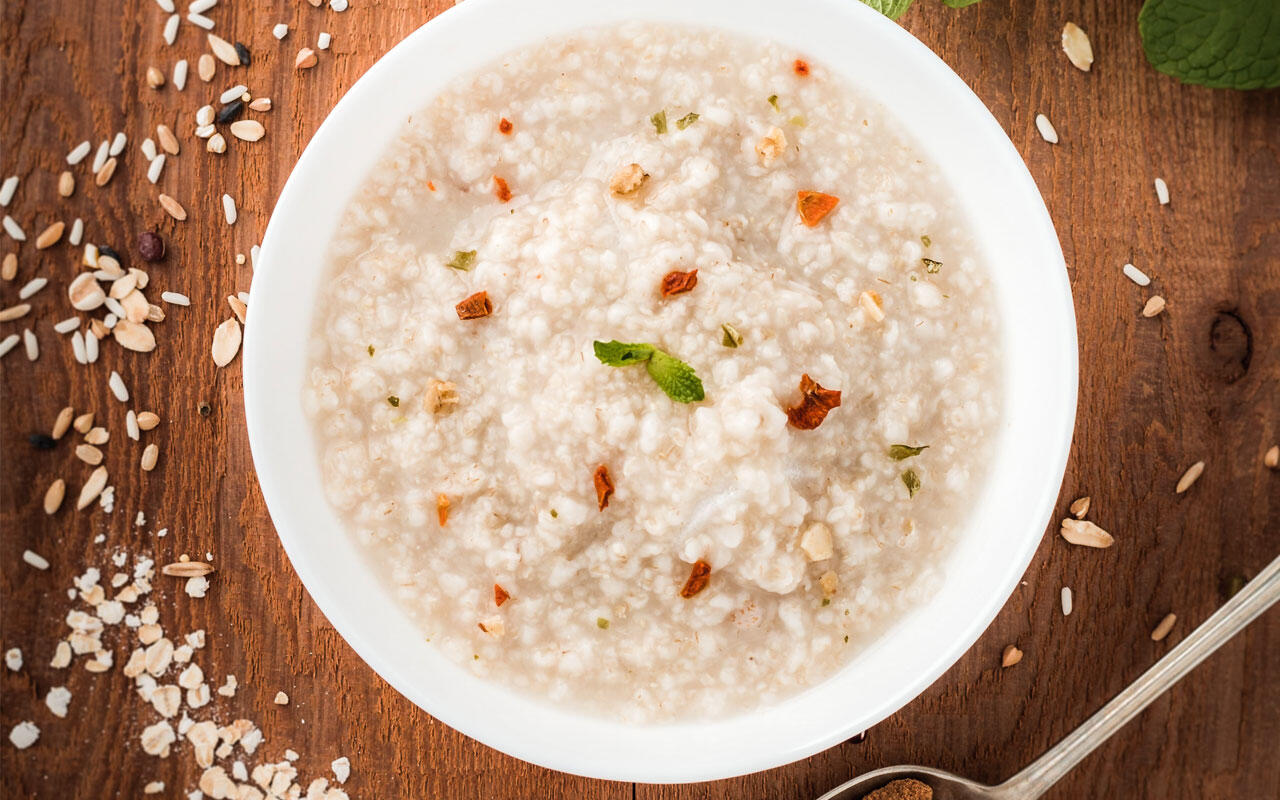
[245,0,1077,782]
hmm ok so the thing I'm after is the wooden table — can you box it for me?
[2,1,1277,797]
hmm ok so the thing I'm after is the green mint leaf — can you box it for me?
[1139,0,1280,89]
[901,468,921,497]
[888,444,929,461]
[645,350,705,403]
[858,0,914,19]
[596,617,610,630]
[940,0,983,7]
[675,112,700,130]
[921,234,932,248]
[446,250,476,270]
[593,340,655,366]
[651,110,668,135]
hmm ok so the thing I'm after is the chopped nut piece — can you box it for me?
[498,117,513,134]
[793,59,810,76]
[1001,644,1023,667]
[1142,295,1166,318]
[273,691,289,705]
[755,126,787,165]
[680,559,712,599]
[1069,496,1091,519]
[785,373,842,430]
[424,379,459,413]
[799,522,834,561]
[1265,445,1279,469]
[1059,518,1114,548]
[593,464,614,511]
[796,190,839,226]
[859,290,885,323]
[455,291,493,320]
[609,163,648,195]
[659,269,698,297]
[295,47,318,69]
[818,570,839,598]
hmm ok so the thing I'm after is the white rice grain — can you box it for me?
[187,12,214,29]
[141,138,158,161]
[1154,177,1169,205]
[104,296,126,318]
[84,330,99,363]
[154,0,174,11]
[71,330,87,363]
[22,329,37,361]
[3,215,25,242]
[109,370,129,402]
[0,176,18,206]
[190,0,217,12]
[219,84,247,103]
[23,550,50,570]
[196,105,214,126]
[147,154,166,184]
[69,218,84,246]
[330,0,348,11]
[317,31,331,50]
[173,59,189,91]
[163,13,180,45]
[1122,263,1150,287]
[0,333,18,359]
[90,140,111,173]
[222,193,237,225]
[67,141,92,165]
[250,244,260,270]
[161,291,190,306]
[18,277,47,300]
[1061,586,1073,616]
[110,132,128,156]
[127,409,140,441]
[54,317,81,334]
[1035,113,1059,144]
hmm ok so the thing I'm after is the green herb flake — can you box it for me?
[650,109,668,135]
[843,634,850,643]
[1223,574,1248,599]
[550,509,558,519]
[721,323,743,348]
[386,395,400,408]
[901,469,921,498]
[596,617,610,630]
[888,444,929,460]
[921,234,932,247]
[592,340,705,403]
[675,112,700,130]
[446,250,477,271]
[821,597,831,607]
[367,344,375,357]
[922,258,942,274]
[788,114,807,127]
[767,94,779,111]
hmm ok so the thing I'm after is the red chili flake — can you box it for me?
[427,181,436,192]
[498,117,513,134]
[493,175,512,203]
[793,59,810,76]
[455,291,493,320]
[494,584,510,607]
[785,373,842,430]
[797,191,839,227]
[660,269,698,297]
[680,559,712,599]
[436,493,450,526]
[593,464,614,511]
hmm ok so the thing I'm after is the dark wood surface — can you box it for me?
[2,1,1277,797]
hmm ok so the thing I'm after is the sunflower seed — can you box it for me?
[1175,461,1204,493]
[77,466,109,509]
[1122,263,1150,286]
[157,125,180,155]
[198,53,216,81]
[1265,445,1279,470]
[1141,295,1166,317]
[221,194,236,225]
[173,59,188,90]
[1154,177,1170,205]
[234,41,251,65]
[67,141,91,165]
[3,215,26,241]
[72,412,93,433]
[163,13,180,45]
[1068,496,1090,519]
[211,318,241,366]
[76,444,104,465]
[162,561,214,577]
[43,479,66,514]
[84,426,108,445]
[52,406,74,439]
[146,65,166,89]
[208,33,240,66]
[229,120,264,141]
[108,370,129,402]
[0,303,31,321]
[215,100,243,124]
[158,194,187,221]
[137,411,160,430]
[18,277,47,299]
[1059,518,1113,548]
[35,222,63,249]
[295,47,317,69]
[248,96,271,111]
[1150,613,1177,641]
[58,171,76,197]
[94,158,118,187]
[1,252,15,280]
[1061,23,1093,71]
[141,443,159,472]
[1035,113,1059,144]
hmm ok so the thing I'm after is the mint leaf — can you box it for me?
[901,469,921,498]
[651,110,668,135]
[859,0,914,19]
[675,112,700,130]
[645,351,705,403]
[1139,0,1280,89]
[593,341,654,366]
[888,444,929,460]
[446,250,476,270]
[940,0,983,7]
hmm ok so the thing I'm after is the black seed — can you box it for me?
[216,100,244,125]
[29,433,56,450]
[234,42,251,65]
[97,244,122,262]
[198,401,212,417]
[138,231,165,262]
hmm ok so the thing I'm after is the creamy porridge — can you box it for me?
[304,24,1002,720]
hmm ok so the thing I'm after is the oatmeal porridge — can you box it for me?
[303,23,1002,720]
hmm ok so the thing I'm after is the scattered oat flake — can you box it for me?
[4,648,21,671]
[9,721,39,749]
[185,576,210,598]
[332,756,351,783]
[1061,22,1093,71]
[274,691,290,705]
[1151,612,1177,641]
[1175,460,1204,493]
[45,686,71,718]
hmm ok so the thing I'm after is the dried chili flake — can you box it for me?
[498,117,513,134]
[593,464,614,511]
[680,559,712,599]
[797,191,839,227]
[427,181,436,192]
[785,373,842,430]
[493,175,512,203]
[494,584,510,607]
[455,291,493,320]
[793,59,810,76]
[660,269,698,297]
[436,493,450,526]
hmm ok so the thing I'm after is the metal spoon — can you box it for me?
[818,553,1280,800]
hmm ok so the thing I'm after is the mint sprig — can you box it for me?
[593,340,705,403]
[1139,0,1280,89]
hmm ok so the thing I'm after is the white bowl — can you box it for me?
[244,0,1076,783]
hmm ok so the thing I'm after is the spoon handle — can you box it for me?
[999,552,1280,799]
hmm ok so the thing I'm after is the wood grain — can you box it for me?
[1,1,1276,798]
